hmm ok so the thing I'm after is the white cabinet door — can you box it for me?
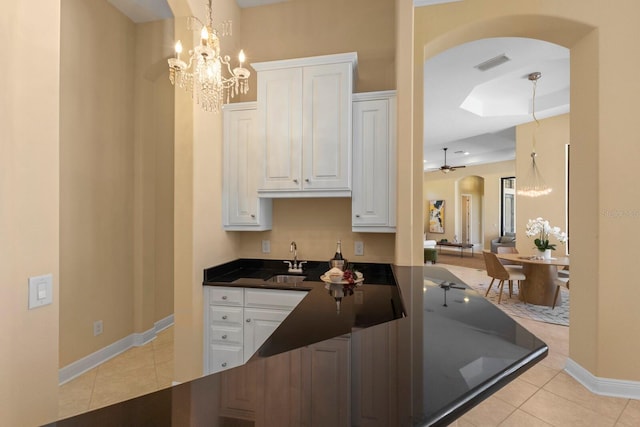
[223,102,272,230]
[243,308,290,363]
[222,102,271,231]
[209,344,244,374]
[254,53,356,198]
[257,68,303,192]
[352,91,396,232]
[301,63,352,192]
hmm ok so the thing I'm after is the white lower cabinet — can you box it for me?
[244,308,290,363]
[203,286,307,375]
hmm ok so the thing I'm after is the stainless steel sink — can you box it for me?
[267,274,306,283]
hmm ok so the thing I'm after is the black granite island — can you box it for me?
[47,261,547,427]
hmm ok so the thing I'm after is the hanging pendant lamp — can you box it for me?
[517,72,552,197]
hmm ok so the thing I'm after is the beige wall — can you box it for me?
[172,0,243,382]
[60,0,136,366]
[0,1,61,425]
[240,0,396,96]
[134,20,176,335]
[60,1,175,368]
[424,160,516,250]
[239,199,395,263]
[409,0,640,382]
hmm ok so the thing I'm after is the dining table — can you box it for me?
[495,253,569,307]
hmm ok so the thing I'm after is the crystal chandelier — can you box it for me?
[167,1,250,113]
[517,72,552,197]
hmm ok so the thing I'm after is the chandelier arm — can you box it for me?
[168,1,249,113]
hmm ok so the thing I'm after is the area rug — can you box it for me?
[435,264,570,327]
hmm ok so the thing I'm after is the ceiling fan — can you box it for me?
[436,148,466,173]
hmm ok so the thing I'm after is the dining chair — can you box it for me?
[496,246,522,269]
[482,250,527,304]
[558,265,570,278]
[552,278,570,309]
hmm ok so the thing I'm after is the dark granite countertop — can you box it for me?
[47,262,547,427]
[204,259,405,357]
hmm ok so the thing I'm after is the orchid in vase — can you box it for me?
[525,217,568,257]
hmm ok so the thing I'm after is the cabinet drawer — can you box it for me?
[208,286,244,306]
[209,344,244,373]
[245,288,307,310]
[209,306,243,325]
[210,326,243,345]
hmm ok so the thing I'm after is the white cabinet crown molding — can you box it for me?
[252,51,358,72]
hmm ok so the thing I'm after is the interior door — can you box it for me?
[461,194,471,244]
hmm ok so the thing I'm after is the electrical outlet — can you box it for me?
[93,320,103,336]
[354,241,364,256]
[261,239,271,254]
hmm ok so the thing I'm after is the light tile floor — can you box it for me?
[58,326,174,420]
[443,265,640,427]
[58,266,640,426]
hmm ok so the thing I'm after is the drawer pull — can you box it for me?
[222,334,227,339]
[222,362,227,367]
[246,318,252,323]
[222,295,228,300]
[293,179,298,184]
[222,315,228,320]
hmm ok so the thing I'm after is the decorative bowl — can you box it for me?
[329,273,343,283]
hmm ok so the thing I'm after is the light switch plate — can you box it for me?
[261,240,271,254]
[28,274,53,309]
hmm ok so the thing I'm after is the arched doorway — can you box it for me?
[408,8,602,382]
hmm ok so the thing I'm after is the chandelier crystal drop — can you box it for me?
[517,71,552,197]
[168,1,250,113]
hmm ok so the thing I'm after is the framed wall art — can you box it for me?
[429,200,445,233]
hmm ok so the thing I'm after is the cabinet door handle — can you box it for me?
[222,315,228,320]
[355,214,361,218]
[250,214,256,218]
[222,334,227,339]
[305,178,310,183]
[246,318,252,323]
[222,362,227,367]
[222,295,227,300]
[293,179,298,184]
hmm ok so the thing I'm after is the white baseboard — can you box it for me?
[59,314,174,385]
[565,358,640,399]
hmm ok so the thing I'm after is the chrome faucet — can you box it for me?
[290,241,297,264]
[284,241,306,273]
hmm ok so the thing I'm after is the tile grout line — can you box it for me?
[540,375,629,424]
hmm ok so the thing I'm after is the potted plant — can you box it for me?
[525,217,568,259]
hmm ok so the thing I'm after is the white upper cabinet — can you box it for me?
[352,91,397,232]
[222,102,272,230]
[253,53,357,198]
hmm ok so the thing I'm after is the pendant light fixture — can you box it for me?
[517,71,552,197]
